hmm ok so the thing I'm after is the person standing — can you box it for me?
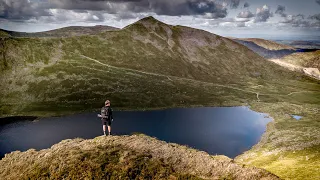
[98,100,113,136]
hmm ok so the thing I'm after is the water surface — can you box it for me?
[291,115,303,120]
[0,106,271,159]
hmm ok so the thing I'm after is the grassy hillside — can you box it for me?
[0,134,279,180]
[236,102,320,180]
[1,16,317,116]
[0,16,319,179]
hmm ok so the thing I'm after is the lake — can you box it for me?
[0,106,272,159]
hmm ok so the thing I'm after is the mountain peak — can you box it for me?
[124,16,168,31]
[138,16,159,23]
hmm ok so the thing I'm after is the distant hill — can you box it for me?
[289,40,320,49]
[0,25,119,38]
[231,38,320,59]
[232,37,320,80]
[230,38,297,59]
[236,38,295,51]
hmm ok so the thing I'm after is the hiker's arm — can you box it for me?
[98,114,107,118]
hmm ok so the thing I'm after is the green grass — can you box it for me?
[236,101,320,180]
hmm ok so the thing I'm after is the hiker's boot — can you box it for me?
[109,132,112,136]
[103,131,107,136]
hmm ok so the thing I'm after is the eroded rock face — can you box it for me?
[0,134,279,180]
[303,68,320,79]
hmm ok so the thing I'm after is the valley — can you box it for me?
[0,17,319,180]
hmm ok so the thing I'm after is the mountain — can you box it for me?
[0,16,319,179]
[0,25,119,38]
[0,134,279,179]
[0,16,318,116]
[1,16,316,116]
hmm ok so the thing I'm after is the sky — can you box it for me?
[0,0,320,39]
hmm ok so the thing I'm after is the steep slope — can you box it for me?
[279,50,320,69]
[0,25,119,38]
[0,134,279,179]
[270,50,320,80]
[0,16,319,116]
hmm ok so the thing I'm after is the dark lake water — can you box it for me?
[0,106,271,159]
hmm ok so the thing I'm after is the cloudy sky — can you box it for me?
[0,0,320,39]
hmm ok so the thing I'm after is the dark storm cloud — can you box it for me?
[114,12,144,20]
[0,0,51,20]
[254,5,273,23]
[0,0,230,21]
[316,0,320,5]
[280,14,315,28]
[49,0,228,18]
[48,0,130,12]
[150,0,227,18]
[275,5,287,17]
[309,14,320,21]
[230,0,240,9]
[237,10,254,18]
[274,5,316,28]
[243,2,249,8]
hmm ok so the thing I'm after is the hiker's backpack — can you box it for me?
[101,107,110,119]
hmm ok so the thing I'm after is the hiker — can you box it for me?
[98,100,114,136]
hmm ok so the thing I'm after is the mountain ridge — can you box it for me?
[234,38,295,50]
[0,25,119,38]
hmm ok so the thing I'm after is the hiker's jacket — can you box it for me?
[101,106,113,120]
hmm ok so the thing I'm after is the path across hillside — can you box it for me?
[77,54,318,101]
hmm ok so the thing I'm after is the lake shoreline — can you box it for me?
[1,101,319,179]
[0,104,272,159]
